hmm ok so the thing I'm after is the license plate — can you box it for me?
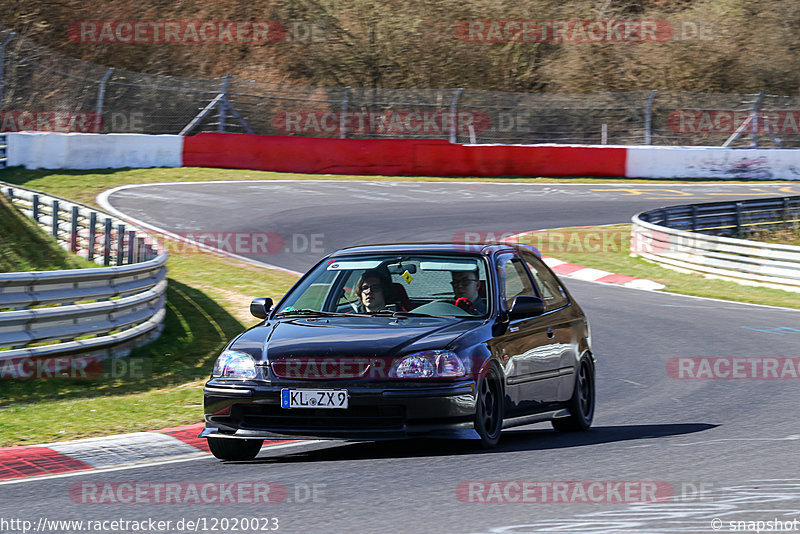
[280,389,348,409]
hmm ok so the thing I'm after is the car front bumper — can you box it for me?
[201,380,478,440]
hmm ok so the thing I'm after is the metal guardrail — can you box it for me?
[631,196,800,293]
[1,183,168,361]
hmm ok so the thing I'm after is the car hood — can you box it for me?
[232,316,478,362]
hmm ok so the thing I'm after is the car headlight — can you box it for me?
[212,350,257,379]
[389,350,467,378]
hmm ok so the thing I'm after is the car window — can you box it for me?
[520,251,569,310]
[278,254,490,317]
[500,257,536,308]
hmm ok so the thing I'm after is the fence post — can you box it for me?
[32,194,39,222]
[750,92,763,149]
[450,88,463,143]
[103,217,112,266]
[644,90,657,145]
[690,205,698,231]
[51,200,59,238]
[70,205,79,253]
[219,74,231,133]
[95,67,114,133]
[340,86,350,139]
[0,32,16,109]
[116,224,125,265]
[127,230,135,264]
[735,202,743,235]
[88,211,97,262]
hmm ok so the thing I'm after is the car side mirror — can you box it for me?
[250,297,273,319]
[509,295,545,319]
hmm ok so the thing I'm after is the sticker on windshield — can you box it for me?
[402,270,414,284]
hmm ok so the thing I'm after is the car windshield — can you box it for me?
[276,253,490,318]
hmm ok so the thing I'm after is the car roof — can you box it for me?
[330,242,541,258]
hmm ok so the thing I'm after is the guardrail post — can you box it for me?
[661,208,669,227]
[32,194,39,222]
[6,187,11,200]
[690,205,698,231]
[135,236,144,263]
[735,202,743,236]
[51,199,59,238]
[116,224,125,265]
[88,211,97,262]
[127,230,135,264]
[70,205,79,253]
[103,217,112,266]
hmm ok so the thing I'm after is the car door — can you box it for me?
[519,250,582,403]
[489,253,561,415]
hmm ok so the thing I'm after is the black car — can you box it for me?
[200,243,595,460]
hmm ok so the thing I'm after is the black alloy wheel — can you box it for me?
[474,366,504,448]
[552,357,595,432]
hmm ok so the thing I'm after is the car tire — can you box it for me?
[207,437,264,461]
[552,356,595,432]
[474,365,504,448]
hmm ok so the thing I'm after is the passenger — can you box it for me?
[355,268,394,312]
[451,270,486,314]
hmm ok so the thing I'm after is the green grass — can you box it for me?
[0,166,798,447]
[0,194,95,272]
[518,224,800,309]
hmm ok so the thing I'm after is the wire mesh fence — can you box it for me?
[2,26,799,147]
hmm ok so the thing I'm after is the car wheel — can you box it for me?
[207,437,264,460]
[474,366,504,448]
[552,357,595,432]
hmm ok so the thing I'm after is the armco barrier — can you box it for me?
[631,196,800,292]
[1,183,168,365]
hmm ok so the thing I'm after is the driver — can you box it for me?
[355,268,394,312]
[451,270,486,314]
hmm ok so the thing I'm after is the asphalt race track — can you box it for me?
[4,181,800,534]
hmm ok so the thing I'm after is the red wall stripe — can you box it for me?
[183,133,627,177]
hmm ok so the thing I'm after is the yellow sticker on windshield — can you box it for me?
[402,270,413,284]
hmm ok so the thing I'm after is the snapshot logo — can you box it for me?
[0,356,149,380]
[457,481,683,503]
[668,110,800,134]
[272,110,491,136]
[456,20,711,43]
[667,357,800,379]
[156,232,325,256]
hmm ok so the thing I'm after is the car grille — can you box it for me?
[235,404,406,431]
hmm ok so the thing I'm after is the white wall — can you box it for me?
[7,133,183,170]
[626,146,800,180]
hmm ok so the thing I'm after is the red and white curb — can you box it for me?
[0,423,294,481]
[542,256,665,291]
